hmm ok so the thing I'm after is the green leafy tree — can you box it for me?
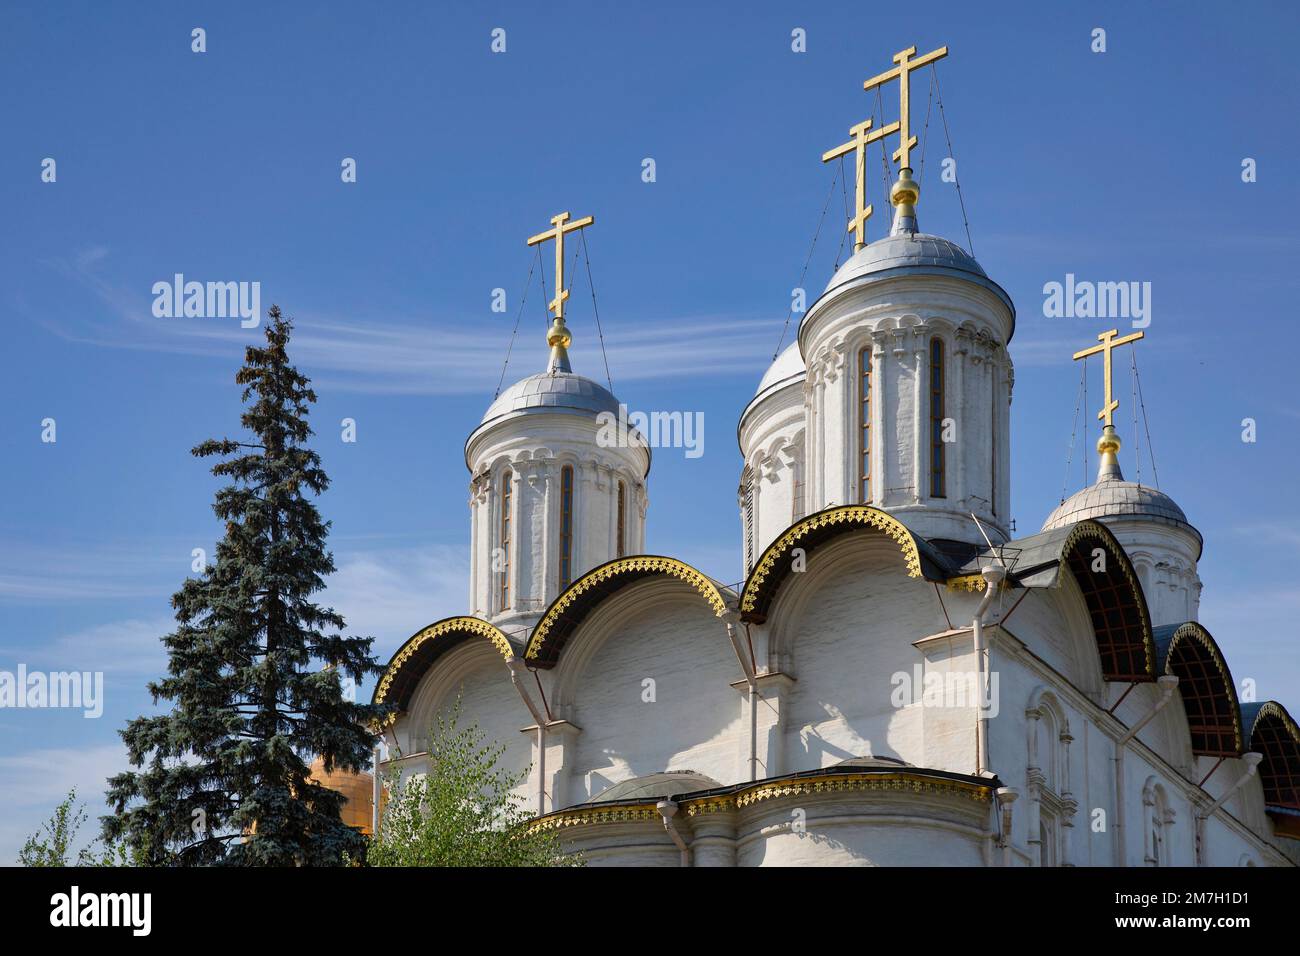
[20,789,130,866]
[104,307,387,866]
[369,706,580,867]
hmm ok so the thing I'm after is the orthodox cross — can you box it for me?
[862,44,949,171]
[527,211,594,323]
[822,117,898,250]
[1072,329,1145,427]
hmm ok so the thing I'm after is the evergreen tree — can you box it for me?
[104,307,387,865]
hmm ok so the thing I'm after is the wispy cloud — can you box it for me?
[322,543,468,657]
[41,249,785,395]
[0,539,182,604]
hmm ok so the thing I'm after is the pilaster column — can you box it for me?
[912,331,926,504]
[523,718,582,814]
[952,328,970,508]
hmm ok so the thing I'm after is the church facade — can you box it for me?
[372,49,1299,867]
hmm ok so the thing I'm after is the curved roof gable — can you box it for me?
[373,616,517,711]
[1242,701,1300,811]
[952,520,1156,682]
[524,556,731,668]
[1153,622,1243,757]
[739,505,951,623]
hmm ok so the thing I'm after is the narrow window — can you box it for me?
[559,465,574,589]
[499,469,512,610]
[991,364,998,516]
[742,469,755,574]
[859,347,872,503]
[616,480,627,558]
[930,337,946,498]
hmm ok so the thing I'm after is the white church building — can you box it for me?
[372,54,1299,867]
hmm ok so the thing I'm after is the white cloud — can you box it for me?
[323,543,469,658]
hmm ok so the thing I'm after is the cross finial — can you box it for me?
[863,44,949,172]
[527,211,594,324]
[1072,329,1144,428]
[822,118,898,250]
[527,211,594,373]
[1073,328,1145,481]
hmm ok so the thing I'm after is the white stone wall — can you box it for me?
[545,577,746,807]
[737,380,805,571]
[1104,518,1203,627]
[753,534,975,775]
[466,412,649,631]
[796,276,1014,544]
[398,638,535,811]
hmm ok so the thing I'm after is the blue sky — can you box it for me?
[1,1,1297,860]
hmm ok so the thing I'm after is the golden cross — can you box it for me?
[527,211,594,322]
[822,117,899,250]
[863,44,949,171]
[1072,329,1145,427]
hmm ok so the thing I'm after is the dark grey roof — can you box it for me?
[833,755,912,769]
[591,770,722,804]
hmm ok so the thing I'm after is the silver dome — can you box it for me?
[753,341,806,399]
[1043,477,1201,554]
[479,370,620,427]
[825,231,987,291]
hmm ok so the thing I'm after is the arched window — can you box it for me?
[742,467,755,574]
[929,337,946,498]
[859,347,872,503]
[559,465,575,589]
[616,480,627,558]
[499,469,512,611]
[1143,779,1174,867]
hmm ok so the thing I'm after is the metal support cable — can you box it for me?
[579,230,615,393]
[772,162,839,359]
[494,246,540,398]
[932,64,975,255]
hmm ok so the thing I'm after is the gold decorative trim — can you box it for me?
[1062,521,1155,676]
[741,506,923,614]
[684,796,735,817]
[524,804,660,833]
[375,616,514,707]
[1248,702,1300,748]
[525,556,727,661]
[734,772,991,807]
[945,573,1003,593]
[1164,622,1244,753]
[526,772,992,832]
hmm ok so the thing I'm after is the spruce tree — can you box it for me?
[104,306,387,865]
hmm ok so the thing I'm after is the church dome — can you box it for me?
[825,231,987,291]
[1043,479,1193,533]
[591,770,722,803]
[1042,429,1200,552]
[753,341,807,401]
[479,369,620,428]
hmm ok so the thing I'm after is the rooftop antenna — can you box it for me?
[970,511,1008,572]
